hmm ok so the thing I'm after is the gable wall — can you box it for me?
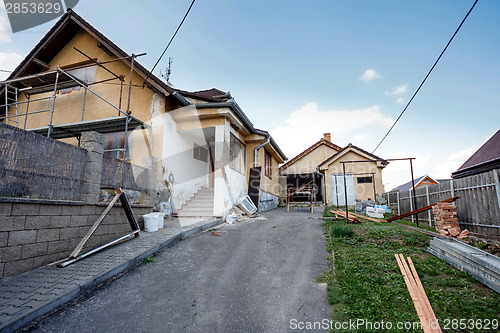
[281,144,338,175]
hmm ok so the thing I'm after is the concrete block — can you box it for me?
[59,227,79,240]
[0,232,8,247]
[94,225,109,236]
[80,205,97,215]
[3,245,22,261]
[4,258,34,278]
[22,242,48,259]
[49,216,70,228]
[36,229,60,243]
[38,204,63,216]
[33,253,62,268]
[71,215,89,227]
[78,226,91,238]
[0,203,12,215]
[47,240,69,255]
[8,230,37,246]
[11,203,40,216]
[83,193,99,205]
[25,215,51,230]
[61,205,82,215]
[0,218,14,232]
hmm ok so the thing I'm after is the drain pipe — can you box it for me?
[254,133,271,167]
[316,166,326,206]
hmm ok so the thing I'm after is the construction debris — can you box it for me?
[395,254,442,333]
[331,210,361,223]
[349,212,386,223]
[211,230,220,236]
[432,202,468,240]
[387,197,459,222]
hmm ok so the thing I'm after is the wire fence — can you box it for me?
[0,122,87,201]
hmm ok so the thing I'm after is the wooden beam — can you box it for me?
[387,197,459,222]
[349,212,386,223]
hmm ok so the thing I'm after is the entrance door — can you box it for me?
[331,173,355,206]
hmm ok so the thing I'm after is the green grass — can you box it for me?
[323,206,500,333]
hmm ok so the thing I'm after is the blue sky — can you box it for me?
[1,0,499,190]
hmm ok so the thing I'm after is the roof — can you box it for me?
[390,175,439,192]
[452,129,500,179]
[1,9,176,116]
[317,143,388,168]
[176,88,232,103]
[279,138,341,172]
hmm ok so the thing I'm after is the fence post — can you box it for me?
[80,131,104,204]
[409,190,414,223]
[450,179,455,206]
[493,169,500,212]
[426,186,432,227]
[397,191,400,215]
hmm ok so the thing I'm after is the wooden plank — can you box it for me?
[395,254,432,333]
[69,192,123,259]
[387,197,460,222]
[407,257,442,332]
[332,210,361,223]
[349,212,386,223]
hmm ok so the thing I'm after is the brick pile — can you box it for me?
[432,202,469,240]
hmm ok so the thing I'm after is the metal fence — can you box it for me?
[382,169,500,239]
[101,154,148,192]
[0,122,87,201]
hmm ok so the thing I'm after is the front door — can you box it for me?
[331,173,355,206]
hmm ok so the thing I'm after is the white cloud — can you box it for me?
[0,52,23,80]
[0,4,12,43]
[360,69,383,82]
[270,102,395,159]
[431,145,478,179]
[385,84,408,96]
[395,97,405,105]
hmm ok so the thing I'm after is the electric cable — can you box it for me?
[142,0,196,86]
[372,0,479,153]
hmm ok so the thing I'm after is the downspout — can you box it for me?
[316,166,326,205]
[254,134,271,167]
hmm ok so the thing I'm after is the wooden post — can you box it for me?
[397,191,400,215]
[426,186,432,227]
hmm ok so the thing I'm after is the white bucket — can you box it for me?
[155,212,165,229]
[143,213,159,232]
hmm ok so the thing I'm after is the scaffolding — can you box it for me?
[0,53,150,157]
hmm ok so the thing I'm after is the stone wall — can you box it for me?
[0,199,150,280]
[259,190,279,212]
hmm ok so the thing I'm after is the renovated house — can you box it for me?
[0,10,286,218]
[318,144,388,206]
[279,133,341,202]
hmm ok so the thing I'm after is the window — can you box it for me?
[264,149,272,179]
[357,176,373,184]
[105,131,132,160]
[230,134,246,174]
[193,143,208,163]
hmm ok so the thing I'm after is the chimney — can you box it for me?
[323,133,331,142]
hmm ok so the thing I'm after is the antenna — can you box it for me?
[159,57,173,82]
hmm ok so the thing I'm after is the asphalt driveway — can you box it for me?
[27,207,331,332]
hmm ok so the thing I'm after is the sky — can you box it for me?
[1,0,499,191]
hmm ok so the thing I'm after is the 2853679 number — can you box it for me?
[442,318,498,330]
[5,2,62,14]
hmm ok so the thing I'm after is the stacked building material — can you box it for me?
[432,202,469,239]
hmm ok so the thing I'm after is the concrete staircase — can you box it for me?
[176,186,214,218]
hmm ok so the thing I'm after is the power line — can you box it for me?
[142,0,196,86]
[372,0,479,154]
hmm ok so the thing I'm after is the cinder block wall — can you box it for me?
[0,201,150,280]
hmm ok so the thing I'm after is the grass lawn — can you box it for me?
[322,207,500,332]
